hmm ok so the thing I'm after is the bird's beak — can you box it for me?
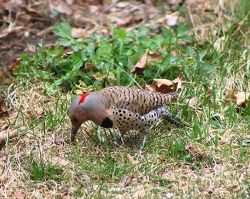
[71,127,79,142]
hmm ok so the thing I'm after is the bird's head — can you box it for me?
[68,93,90,142]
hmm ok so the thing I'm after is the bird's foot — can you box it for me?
[113,135,123,148]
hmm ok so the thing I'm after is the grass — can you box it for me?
[0,0,249,198]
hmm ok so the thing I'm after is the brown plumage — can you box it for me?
[68,86,182,149]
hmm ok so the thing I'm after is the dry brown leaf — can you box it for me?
[147,52,162,63]
[231,92,249,108]
[185,97,199,107]
[4,78,12,84]
[127,154,139,165]
[130,49,149,75]
[108,15,133,27]
[89,5,99,13]
[166,14,179,27]
[85,62,94,71]
[0,98,8,118]
[146,73,184,94]
[71,28,94,38]
[173,73,183,92]
[4,58,21,73]
[146,79,174,93]
[145,83,158,92]
[0,58,20,88]
[37,26,53,36]
[154,79,173,87]
[49,0,72,15]
[213,37,225,52]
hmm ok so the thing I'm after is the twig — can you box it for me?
[188,5,195,29]
[0,130,19,145]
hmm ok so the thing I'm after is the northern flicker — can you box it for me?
[68,86,183,149]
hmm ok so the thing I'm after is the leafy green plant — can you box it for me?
[15,22,195,94]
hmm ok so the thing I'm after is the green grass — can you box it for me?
[28,156,64,182]
[1,1,249,198]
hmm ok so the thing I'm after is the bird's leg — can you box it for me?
[114,130,125,147]
[140,129,148,151]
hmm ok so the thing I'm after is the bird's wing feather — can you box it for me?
[101,86,177,115]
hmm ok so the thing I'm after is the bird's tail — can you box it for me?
[163,113,185,127]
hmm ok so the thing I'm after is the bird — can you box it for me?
[68,86,183,149]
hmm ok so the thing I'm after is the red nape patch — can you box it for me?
[79,93,89,105]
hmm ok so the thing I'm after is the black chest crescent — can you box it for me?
[101,117,113,128]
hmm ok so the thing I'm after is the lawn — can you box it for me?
[0,0,249,198]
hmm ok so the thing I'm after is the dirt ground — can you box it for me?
[0,0,230,68]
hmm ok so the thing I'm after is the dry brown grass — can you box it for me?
[0,0,249,198]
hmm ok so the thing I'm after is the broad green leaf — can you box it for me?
[69,52,84,71]
[53,22,72,38]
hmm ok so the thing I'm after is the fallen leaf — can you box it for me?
[185,97,199,107]
[49,0,72,15]
[166,14,179,27]
[213,36,225,52]
[231,92,249,108]
[147,51,162,63]
[146,83,158,92]
[171,50,178,56]
[173,73,183,92]
[37,26,53,36]
[0,97,9,118]
[0,58,21,87]
[71,28,94,38]
[146,79,174,93]
[4,78,12,84]
[146,73,184,93]
[89,5,99,13]
[130,49,149,75]
[85,62,94,71]
[4,58,21,73]
[146,74,183,93]
[127,154,139,165]
[158,156,167,162]
[108,15,133,27]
